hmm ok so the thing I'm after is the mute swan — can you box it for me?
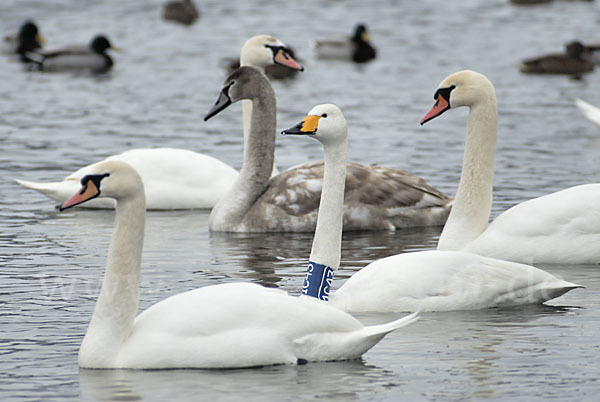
[221,44,302,80]
[1,20,44,60]
[278,105,582,313]
[204,66,451,232]
[519,41,594,76]
[15,35,301,210]
[162,0,199,26]
[25,35,120,73]
[59,160,418,369]
[313,24,376,63]
[420,70,600,264]
[576,98,600,127]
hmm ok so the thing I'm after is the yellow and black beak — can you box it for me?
[281,115,321,136]
[60,174,107,211]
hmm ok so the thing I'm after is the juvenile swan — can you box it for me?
[15,35,302,210]
[420,70,600,264]
[59,160,418,369]
[204,66,451,232]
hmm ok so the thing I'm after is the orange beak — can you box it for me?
[60,180,100,211]
[420,95,450,125]
[273,48,304,71]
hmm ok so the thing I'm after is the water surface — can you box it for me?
[1,0,599,400]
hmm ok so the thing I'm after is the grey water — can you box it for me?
[1,0,599,400]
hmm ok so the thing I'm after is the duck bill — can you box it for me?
[281,115,320,135]
[60,181,100,211]
[204,85,232,121]
[36,33,46,45]
[273,48,304,71]
[420,96,450,125]
[110,45,123,53]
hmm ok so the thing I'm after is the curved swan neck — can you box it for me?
[210,75,276,229]
[309,136,348,269]
[438,93,497,250]
[239,82,276,190]
[240,63,265,151]
[79,193,146,364]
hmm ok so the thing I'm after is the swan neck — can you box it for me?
[309,137,348,269]
[79,194,146,363]
[438,97,497,250]
[239,85,276,193]
[210,78,276,229]
[239,59,265,152]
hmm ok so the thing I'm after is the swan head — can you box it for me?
[240,35,303,71]
[59,161,143,210]
[204,66,270,121]
[281,104,347,146]
[420,70,495,125]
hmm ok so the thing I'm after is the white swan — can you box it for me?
[278,105,582,313]
[420,70,600,264]
[15,35,302,210]
[59,159,417,369]
[203,66,451,232]
[576,98,600,127]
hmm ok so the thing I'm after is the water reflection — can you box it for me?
[78,359,399,401]
[208,226,442,289]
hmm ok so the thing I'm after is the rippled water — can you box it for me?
[1,0,599,400]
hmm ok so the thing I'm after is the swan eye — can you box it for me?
[321,113,327,118]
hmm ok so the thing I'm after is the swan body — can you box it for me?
[16,148,238,209]
[60,159,417,369]
[278,105,581,312]
[162,0,199,26]
[329,250,582,312]
[16,35,302,210]
[313,24,376,63]
[463,184,600,264]
[26,35,118,73]
[576,98,600,127]
[204,66,451,232]
[421,70,600,264]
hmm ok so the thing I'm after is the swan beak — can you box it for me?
[420,95,450,125]
[273,48,304,71]
[60,180,101,211]
[281,115,320,135]
[204,83,233,121]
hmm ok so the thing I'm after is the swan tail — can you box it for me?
[576,99,600,127]
[293,312,419,362]
[14,178,77,203]
[362,311,420,338]
[542,281,584,302]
